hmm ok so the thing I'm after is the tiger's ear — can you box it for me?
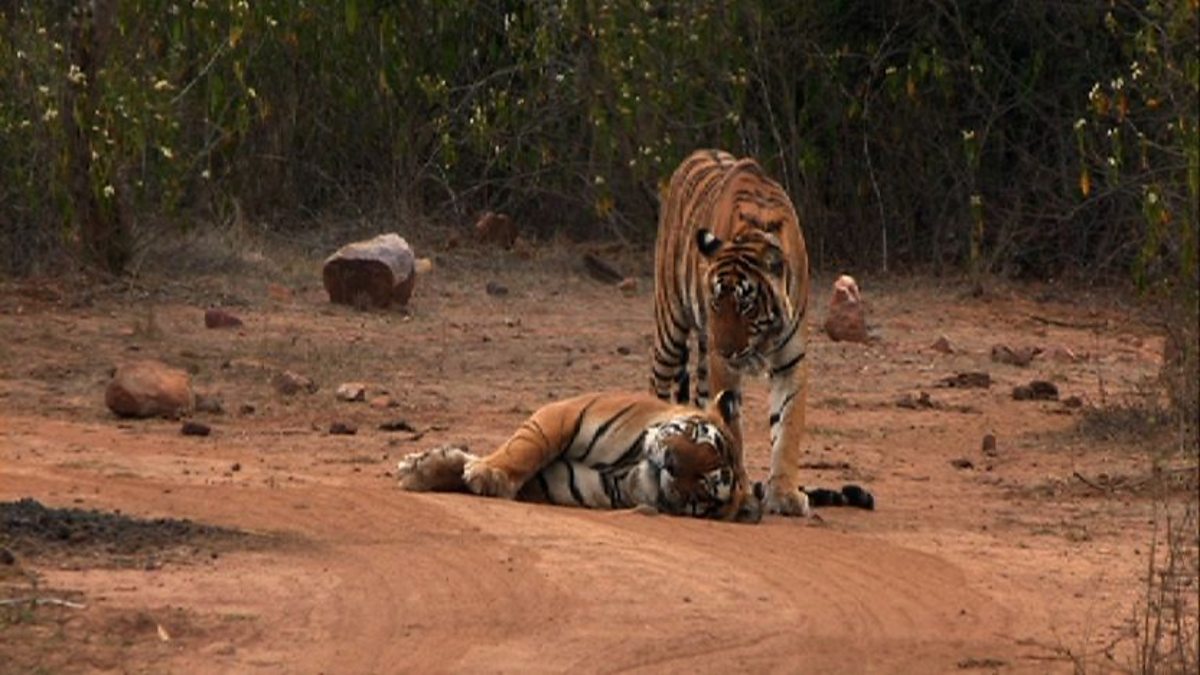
[696,229,723,258]
[713,390,741,426]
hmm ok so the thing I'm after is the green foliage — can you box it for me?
[0,0,1196,285]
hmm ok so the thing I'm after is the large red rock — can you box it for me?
[823,274,869,343]
[322,233,416,309]
[105,360,195,418]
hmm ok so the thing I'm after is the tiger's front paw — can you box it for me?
[397,444,473,492]
[763,482,811,517]
[462,457,520,499]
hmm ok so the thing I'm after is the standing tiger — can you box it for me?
[396,390,764,523]
[652,149,812,516]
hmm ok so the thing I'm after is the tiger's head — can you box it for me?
[646,390,762,523]
[696,228,793,369]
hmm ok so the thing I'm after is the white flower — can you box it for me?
[201,169,211,180]
[961,129,976,141]
[885,66,897,75]
[38,85,49,96]
[42,108,58,122]
[1147,191,1158,205]
[594,175,605,185]
[67,64,86,84]
[154,79,172,91]
[160,146,174,159]
[247,87,257,99]
[1074,118,1086,131]
[103,185,115,198]
[16,50,26,60]
[1088,82,1101,101]
[969,194,983,207]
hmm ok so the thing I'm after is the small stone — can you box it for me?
[238,403,257,415]
[204,308,244,329]
[379,419,417,433]
[486,281,509,297]
[616,345,632,356]
[1062,395,1083,408]
[930,335,954,354]
[230,463,241,472]
[1013,380,1059,401]
[617,277,638,296]
[329,422,357,435]
[896,391,935,409]
[369,395,395,409]
[335,382,367,402]
[991,344,1042,367]
[981,433,997,456]
[0,548,14,565]
[414,258,434,275]
[106,360,195,418]
[181,421,211,437]
[937,372,991,389]
[274,370,317,396]
[950,457,974,470]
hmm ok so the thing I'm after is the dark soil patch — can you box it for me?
[0,498,255,568]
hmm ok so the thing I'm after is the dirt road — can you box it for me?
[0,249,1184,672]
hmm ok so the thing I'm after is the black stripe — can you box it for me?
[537,472,555,504]
[564,461,586,505]
[769,317,802,355]
[771,351,806,376]
[579,403,638,462]
[595,430,647,471]
[769,391,797,427]
[561,400,597,453]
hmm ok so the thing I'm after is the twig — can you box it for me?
[1072,470,1110,493]
[0,597,87,609]
[1030,314,1108,330]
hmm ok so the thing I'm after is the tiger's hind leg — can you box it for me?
[397,445,474,492]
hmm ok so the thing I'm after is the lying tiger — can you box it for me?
[397,390,765,523]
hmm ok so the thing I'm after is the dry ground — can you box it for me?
[0,239,1194,673]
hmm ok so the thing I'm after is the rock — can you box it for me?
[0,547,14,565]
[273,370,317,396]
[485,281,509,297]
[204,308,244,329]
[329,421,357,435]
[616,345,632,356]
[194,393,224,414]
[617,277,638,296]
[379,419,417,433]
[181,421,211,437]
[981,433,997,456]
[369,395,396,409]
[1013,380,1059,401]
[105,360,195,418]
[238,403,257,415]
[897,391,935,409]
[990,344,1042,366]
[335,382,367,402]
[823,275,869,343]
[414,258,434,275]
[1062,395,1084,408]
[950,457,974,470]
[322,233,416,309]
[937,372,991,389]
[930,335,954,354]
[474,211,518,249]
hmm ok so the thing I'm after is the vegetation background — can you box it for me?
[1,0,1196,429]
